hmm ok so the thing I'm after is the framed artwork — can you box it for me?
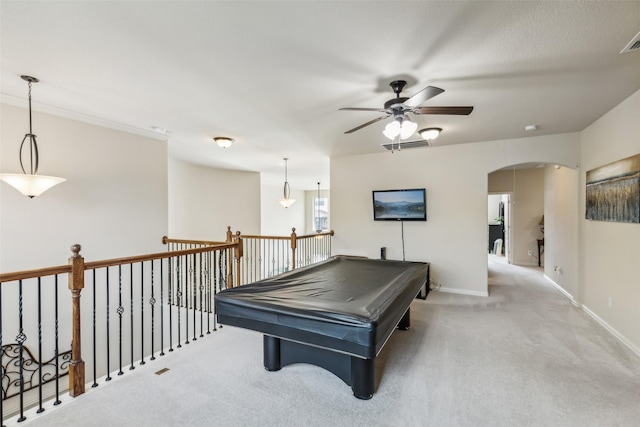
[585,153,640,223]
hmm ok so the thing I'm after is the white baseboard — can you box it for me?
[542,275,639,358]
[438,286,489,297]
[543,274,579,307]
[581,305,640,359]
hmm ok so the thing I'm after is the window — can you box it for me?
[313,197,329,232]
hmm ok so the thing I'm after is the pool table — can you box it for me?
[214,256,430,399]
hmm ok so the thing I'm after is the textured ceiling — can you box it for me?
[2,1,640,189]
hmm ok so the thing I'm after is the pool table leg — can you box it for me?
[263,335,281,371]
[263,334,376,399]
[398,307,410,330]
[351,357,375,400]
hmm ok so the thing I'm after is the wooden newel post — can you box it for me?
[234,231,243,287]
[68,244,85,397]
[290,228,297,271]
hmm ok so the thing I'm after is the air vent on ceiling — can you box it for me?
[620,31,640,54]
[382,140,431,151]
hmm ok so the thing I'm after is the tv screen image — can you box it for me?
[372,188,427,221]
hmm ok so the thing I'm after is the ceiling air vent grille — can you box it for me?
[620,31,640,54]
[382,140,431,151]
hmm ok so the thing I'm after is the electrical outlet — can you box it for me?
[528,250,533,256]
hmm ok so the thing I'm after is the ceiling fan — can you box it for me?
[340,80,473,139]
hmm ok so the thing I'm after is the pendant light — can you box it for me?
[277,158,296,208]
[0,76,66,198]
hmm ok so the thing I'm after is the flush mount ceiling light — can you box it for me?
[0,75,66,198]
[382,115,418,141]
[213,137,234,148]
[277,158,296,208]
[418,127,442,141]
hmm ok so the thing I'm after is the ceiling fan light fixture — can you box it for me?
[399,118,417,140]
[382,120,401,140]
[214,137,234,148]
[383,116,417,140]
[419,127,442,141]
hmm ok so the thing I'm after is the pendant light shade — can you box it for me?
[0,75,66,198]
[277,158,296,208]
[0,174,66,198]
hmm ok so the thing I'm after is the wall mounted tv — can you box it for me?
[372,188,427,221]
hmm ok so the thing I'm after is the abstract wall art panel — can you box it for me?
[586,153,640,223]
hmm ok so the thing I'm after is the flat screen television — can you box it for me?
[372,188,427,221]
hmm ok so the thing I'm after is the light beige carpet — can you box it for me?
[13,257,640,426]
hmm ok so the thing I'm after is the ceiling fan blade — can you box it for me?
[413,106,474,115]
[404,86,445,107]
[339,107,388,113]
[344,115,390,134]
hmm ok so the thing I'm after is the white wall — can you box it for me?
[331,133,580,297]
[260,184,305,236]
[168,157,261,239]
[0,103,168,271]
[544,164,579,300]
[579,89,640,353]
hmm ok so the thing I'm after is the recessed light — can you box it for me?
[525,125,538,132]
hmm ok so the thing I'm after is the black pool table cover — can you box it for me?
[214,256,429,359]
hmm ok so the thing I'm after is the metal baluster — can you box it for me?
[140,261,145,365]
[106,268,112,381]
[191,253,196,342]
[129,264,135,371]
[185,253,191,345]
[17,280,26,422]
[260,239,265,280]
[219,251,224,291]
[286,239,290,274]
[92,270,98,388]
[160,258,166,356]
[117,265,124,376]
[37,277,44,413]
[176,256,182,349]
[168,256,173,353]
[212,251,218,331]
[150,260,156,361]
[199,252,204,338]
[206,251,211,334]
